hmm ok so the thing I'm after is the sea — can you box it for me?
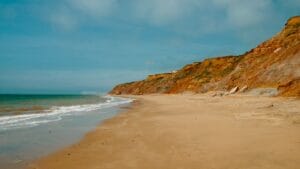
[0,94,132,169]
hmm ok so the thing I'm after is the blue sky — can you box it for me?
[0,0,299,94]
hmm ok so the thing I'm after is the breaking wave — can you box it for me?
[0,96,132,131]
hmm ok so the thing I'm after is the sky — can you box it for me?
[0,0,299,94]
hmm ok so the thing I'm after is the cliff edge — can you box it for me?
[110,16,300,97]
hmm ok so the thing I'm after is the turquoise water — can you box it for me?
[0,94,132,168]
[0,94,108,116]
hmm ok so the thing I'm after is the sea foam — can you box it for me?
[0,96,132,131]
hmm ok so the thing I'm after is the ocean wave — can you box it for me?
[0,96,132,131]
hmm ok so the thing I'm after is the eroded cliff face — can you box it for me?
[110,16,300,97]
[218,16,300,94]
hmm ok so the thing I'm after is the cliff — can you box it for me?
[110,16,300,97]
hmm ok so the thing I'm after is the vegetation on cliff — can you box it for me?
[110,16,300,97]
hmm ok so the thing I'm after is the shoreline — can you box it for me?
[28,94,300,169]
[0,95,131,169]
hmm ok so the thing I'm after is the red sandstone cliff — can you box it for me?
[110,16,300,97]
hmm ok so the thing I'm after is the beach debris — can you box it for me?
[266,104,274,108]
[273,47,281,53]
[13,159,22,163]
[229,86,239,94]
[239,85,248,93]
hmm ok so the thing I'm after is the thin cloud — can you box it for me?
[68,0,118,18]
[46,0,118,31]
[131,0,273,29]
[49,7,78,31]
[45,0,278,35]
[213,0,273,28]
[131,0,201,25]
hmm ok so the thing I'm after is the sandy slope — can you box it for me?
[28,94,300,169]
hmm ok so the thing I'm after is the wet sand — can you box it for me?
[28,94,300,169]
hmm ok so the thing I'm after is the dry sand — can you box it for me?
[28,94,300,169]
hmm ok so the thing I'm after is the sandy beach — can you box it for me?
[28,94,300,169]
